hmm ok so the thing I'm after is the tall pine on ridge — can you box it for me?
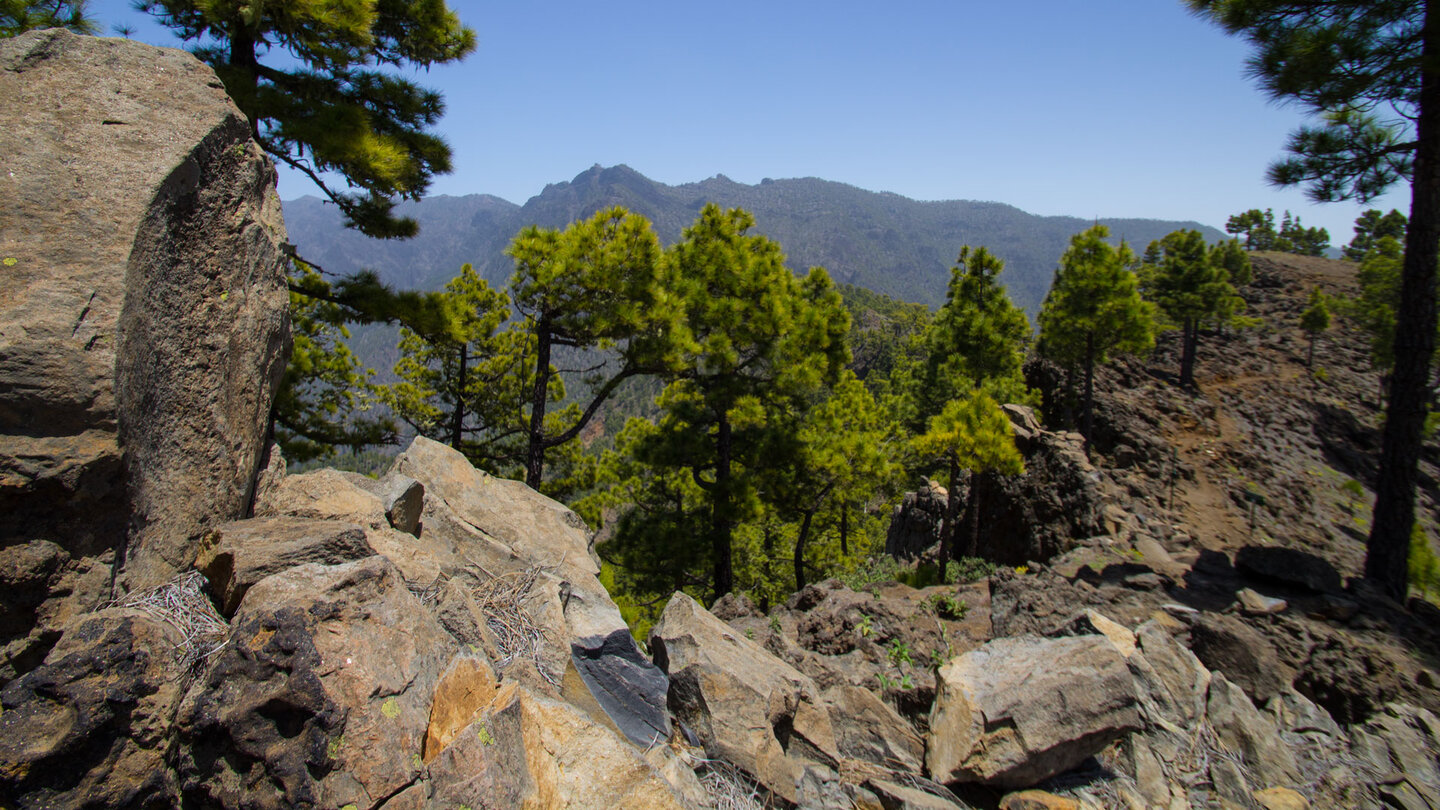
[1037,225,1156,446]
[1190,0,1438,600]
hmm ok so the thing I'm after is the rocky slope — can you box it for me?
[2,28,1438,810]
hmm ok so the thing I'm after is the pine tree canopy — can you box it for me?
[1037,225,1155,369]
[1191,0,1437,599]
[1345,208,1408,261]
[1300,287,1332,335]
[1037,225,1155,441]
[506,206,682,489]
[140,0,475,238]
[1,0,94,35]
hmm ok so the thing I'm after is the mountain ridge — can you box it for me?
[283,163,1226,314]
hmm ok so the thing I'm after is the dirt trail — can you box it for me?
[1164,368,1302,553]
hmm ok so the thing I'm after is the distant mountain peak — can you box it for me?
[284,165,1225,316]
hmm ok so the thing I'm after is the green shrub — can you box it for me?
[1409,523,1440,602]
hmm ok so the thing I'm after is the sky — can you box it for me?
[88,0,1410,244]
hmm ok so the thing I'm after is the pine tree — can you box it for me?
[911,391,1024,581]
[271,262,395,461]
[1140,229,1245,388]
[633,205,849,600]
[784,372,901,590]
[1345,209,1409,261]
[906,246,1031,431]
[140,0,475,238]
[1278,211,1331,255]
[1225,208,1279,250]
[1,0,94,34]
[383,264,530,470]
[1190,0,1437,599]
[506,207,680,489]
[1299,287,1332,367]
[1037,225,1156,445]
[1211,237,1254,287]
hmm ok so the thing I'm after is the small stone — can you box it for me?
[1236,587,1288,616]
[999,790,1082,810]
[1253,786,1310,810]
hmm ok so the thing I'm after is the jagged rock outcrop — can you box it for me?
[926,634,1141,787]
[0,29,288,679]
[650,591,840,803]
[884,406,1105,567]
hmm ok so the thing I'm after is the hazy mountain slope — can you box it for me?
[283,164,1225,315]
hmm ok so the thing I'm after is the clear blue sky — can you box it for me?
[90,0,1409,244]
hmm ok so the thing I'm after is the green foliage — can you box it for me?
[1224,207,1329,255]
[0,0,95,34]
[1140,229,1246,387]
[839,284,931,396]
[1300,287,1332,366]
[904,246,1032,430]
[383,264,529,472]
[1278,210,1331,256]
[1346,209,1408,262]
[913,392,1025,482]
[273,261,394,461]
[625,204,850,600]
[1037,225,1156,437]
[140,0,475,237]
[1211,237,1254,287]
[1343,236,1406,373]
[506,206,678,488]
[1225,208,1280,251]
[928,592,968,620]
[1409,524,1440,602]
[913,391,1024,574]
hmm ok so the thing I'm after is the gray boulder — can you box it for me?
[0,29,289,652]
[926,634,1140,788]
[175,556,451,810]
[650,591,840,804]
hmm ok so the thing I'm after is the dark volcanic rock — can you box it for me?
[0,608,190,809]
[1189,613,1292,705]
[1235,545,1343,594]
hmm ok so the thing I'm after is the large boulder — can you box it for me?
[422,680,689,810]
[0,605,196,809]
[191,516,374,616]
[175,556,452,810]
[0,28,289,666]
[926,634,1140,788]
[650,591,840,803]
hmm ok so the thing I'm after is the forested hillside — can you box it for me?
[283,164,1225,315]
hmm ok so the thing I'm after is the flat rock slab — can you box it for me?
[927,634,1140,788]
[191,516,374,617]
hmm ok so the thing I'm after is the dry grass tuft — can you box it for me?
[470,564,559,685]
[113,570,229,672]
[694,757,772,810]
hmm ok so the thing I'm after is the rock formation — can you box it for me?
[0,28,288,682]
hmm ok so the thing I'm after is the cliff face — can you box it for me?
[0,29,289,678]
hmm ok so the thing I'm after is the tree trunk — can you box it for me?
[839,505,849,557]
[964,472,982,560]
[936,456,961,584]
[449,342,467,451]
[1369,0,1440,601]
[1179,318,1198,388]
[793,509,815,591]
[1081,332,1096,450]
[1307,335,1316,368]
[712,412,735,601]
[524,320,552,489]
